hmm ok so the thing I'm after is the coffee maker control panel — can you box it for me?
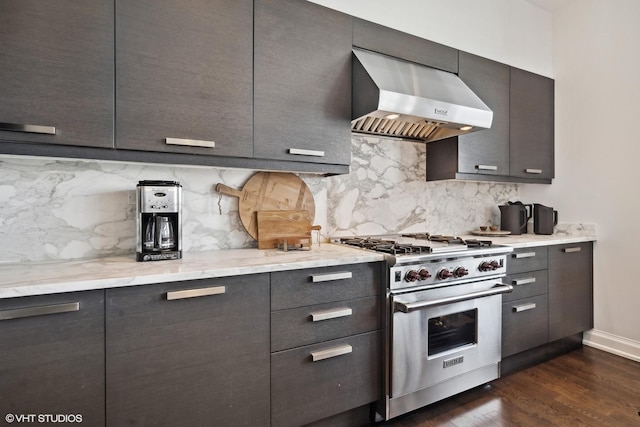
[139,186,181,213]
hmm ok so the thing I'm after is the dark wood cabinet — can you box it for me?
[115,0,253,158]
[548,242,593,341]
[254,0,352,166]
[510,68,555,180]
[106,275,270,426]
[427,52,510,180]
[270,262,384,426]
[0,290,105,426]
[0,0,113,148]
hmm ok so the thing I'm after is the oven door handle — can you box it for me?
[394,283,514,313]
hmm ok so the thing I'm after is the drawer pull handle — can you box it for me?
[513,252,536,259]
[310,307,353,322]
[513,277,536,286]
[525,168,543,174]
[288,148,325,157]
[476,164,498,171]
[311,271,352,283]
[311,344,352,362]
[165,137,216,148]
[0,122,56,135]
[166,286,226,300]
[0,302,79,321]
[564,247,582,253]
[513,303,537,313]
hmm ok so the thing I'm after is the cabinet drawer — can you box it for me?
[271,296,381,352]
[503,270,548,302]
[507,247,548,274]
[271,262,382,310]
[502,294,548,357]
[271,331,381,427]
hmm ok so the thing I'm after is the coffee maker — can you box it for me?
[136,180,182,262]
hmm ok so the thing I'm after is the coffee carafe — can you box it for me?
[499,201,532,235]
[533,203,558,235]
[136,180,182,261]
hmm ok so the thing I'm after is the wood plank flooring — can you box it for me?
[381,346,640,426]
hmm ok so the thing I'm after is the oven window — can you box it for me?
[427,309,477,356]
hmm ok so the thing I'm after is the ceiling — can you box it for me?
[525,0,575,11]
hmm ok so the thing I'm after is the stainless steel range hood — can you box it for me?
[352,48,493,142]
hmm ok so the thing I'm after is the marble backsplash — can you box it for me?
[0,135,550,263]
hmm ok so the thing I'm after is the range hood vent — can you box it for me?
[352,48,493,142]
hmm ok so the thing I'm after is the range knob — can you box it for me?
[453,267,469,278]
[479,260,500,272]
[405,270,419,282]
[418,269,432,280]
[437,269,453,280]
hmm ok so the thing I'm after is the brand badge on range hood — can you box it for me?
[351,48,493,142]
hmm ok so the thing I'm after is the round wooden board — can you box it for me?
[215,172,316,240]
[470,230,512,236]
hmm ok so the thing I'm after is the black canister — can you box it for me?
[533,203,558,235]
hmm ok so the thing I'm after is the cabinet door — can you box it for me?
[548,242,593,341]
[0,0,113,148]
[115,0,253,157]
[510,68,555,180]
[502,294,549,357]
[457,52,510,176]
[0,291,105,426]
[254,0,351,165]
[106,275,270,426]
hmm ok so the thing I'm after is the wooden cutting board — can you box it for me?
[215,172,316,240]
[256,210,320,249]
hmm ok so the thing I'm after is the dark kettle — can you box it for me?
[499,201,532,235]
[533,204,558,235]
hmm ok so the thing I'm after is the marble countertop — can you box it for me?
[0,233,596,300]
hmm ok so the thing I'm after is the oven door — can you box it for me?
[390,280,512,398]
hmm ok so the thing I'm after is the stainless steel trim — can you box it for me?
[564,247,582,253]
[0,122,56,135]
[513,277,536,286]
[513,302,537,312]
[0,302,79,321]
[311,271,353,283]
[525,168,543,174]
[394,284,513,313]
[166,286,226,300]
[513,252,536,259]
[476,165,498,171]
[165,138,216,148]
[288,148,325,157]
[311,344,353,362]
[310,307,352,322]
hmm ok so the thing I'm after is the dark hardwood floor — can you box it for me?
[381,346,640,426]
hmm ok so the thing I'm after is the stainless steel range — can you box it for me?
[335,233,513,421]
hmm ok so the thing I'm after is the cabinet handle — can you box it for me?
[288,148,325,157]
[513,302,537,313]
[311,271,353,283]
[0,302,79,321]
[311,344,352,362]
[513,252,536,259]
[476,164,498,171]
[525,168,543,174]
[513,277,536,286]
[166,286,226,300]
[165,138,216,148]
[0,122,56,135]
[310,307,352,322]
[563,247,581,253]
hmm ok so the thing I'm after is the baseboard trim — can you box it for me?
[583,329,640,362]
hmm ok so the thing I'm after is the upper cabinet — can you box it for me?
[115,0,253,158]
[254,0,352,166]
[0,0,114,148]
[352,18,458,73]
[427,52,555,184]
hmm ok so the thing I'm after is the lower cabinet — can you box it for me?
[0,290,105,426]
[105,275,270,426]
